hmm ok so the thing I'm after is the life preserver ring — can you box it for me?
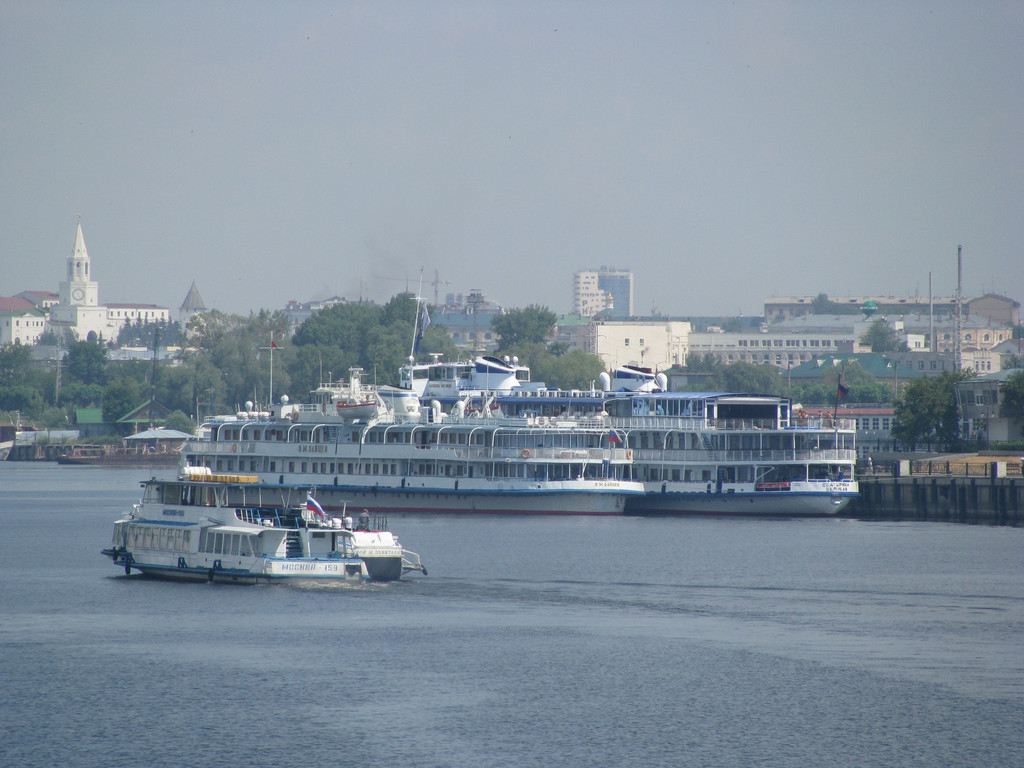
[626,450,632,460]
[521,448,531,458]
[231,444,238,453]
[291,410,300,422]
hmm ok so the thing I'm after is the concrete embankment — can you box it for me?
[847,459,1024,524]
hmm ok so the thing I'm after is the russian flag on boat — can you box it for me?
[306,495,328,520]
[608,430,622,444]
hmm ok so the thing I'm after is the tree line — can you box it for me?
[2,295,1021,450]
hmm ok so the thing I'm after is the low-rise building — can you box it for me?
[570,318,690,372]
[764,293,1019,326]
[835,404,898,457]
[956,368,1024,446]
[0,297,47,345]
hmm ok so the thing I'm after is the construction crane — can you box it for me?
[431,270,451,307]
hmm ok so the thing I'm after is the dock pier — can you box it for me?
[847,458,1024,524]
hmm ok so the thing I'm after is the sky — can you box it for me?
[2,1,1021,320]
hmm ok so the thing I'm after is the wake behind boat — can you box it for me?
[101,469,426,584]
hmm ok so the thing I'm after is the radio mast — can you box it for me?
[953,245,963,371]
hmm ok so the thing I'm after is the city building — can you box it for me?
[283,296,351,331]
[573,267,633,318]
[835,405,898,458]
[16,290,60,311]
[687,325,857,369]
[785,353,924,391]
[572,317,690,372]
[966,294,1021,326]
[956,368,1024,446]
[0,297,47,346]
[45,220,170,342]
[764,293,1019,326]
[689,313,1012,373]
[436,290,502,352]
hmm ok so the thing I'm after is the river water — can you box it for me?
[1,463,1021,768]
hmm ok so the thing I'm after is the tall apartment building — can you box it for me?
[573,267,633,318]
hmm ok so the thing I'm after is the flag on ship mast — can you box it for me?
[832,362,848,423]
[414,304,431,355]
[306,495,328,521]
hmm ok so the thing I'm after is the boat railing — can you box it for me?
[633,448,858,463]
[599,416,856,432]
[449,446,633,462]
[787,417,856,430]
[196,441,257,454]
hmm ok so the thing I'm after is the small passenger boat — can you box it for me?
[101,468,426,583]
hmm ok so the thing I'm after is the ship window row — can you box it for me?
[150,483,218,506]
[118,523,193,552]
[195,456,629,482]
[205,457,399,476]
[638,464,848,483]
[215,427,345,444]
[199,530,256,557]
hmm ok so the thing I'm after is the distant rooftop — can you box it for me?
[180,282,206,310]
[0,297,35,311]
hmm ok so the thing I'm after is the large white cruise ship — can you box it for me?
[181,369,644,516]
[396,359,858,516]
[183,362,857,517]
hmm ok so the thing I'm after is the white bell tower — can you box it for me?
[59,217,99,307]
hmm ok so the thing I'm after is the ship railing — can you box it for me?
[633,448,858,463]
[787,417,856,430]
[600,416,856,432]
[194,441,258,454]
[603,416,706,430]
[402,549,427,575]
[450,446,633,462]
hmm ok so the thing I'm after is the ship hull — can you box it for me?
[626,488,857,517]
[223,481,636,516]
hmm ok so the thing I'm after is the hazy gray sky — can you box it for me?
[3,1,1021,319]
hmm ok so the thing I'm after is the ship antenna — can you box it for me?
[409,268,426,359]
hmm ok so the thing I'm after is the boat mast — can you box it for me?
[260,332,276,406]
[409,269,425,360]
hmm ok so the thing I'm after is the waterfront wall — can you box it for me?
[849,472,1023,524]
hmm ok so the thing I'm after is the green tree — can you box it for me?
[116,318,181,348]
[289,296,452,393]
[65,340,108,386]
[860,319,907,353]
[492,305,557,351]
[682,352,722,373]
[103,377,142,425]
[708,362,785,395]
[529,348,607,390]
[59,382,105,409]
[811,292,838,314]
[164,410,197,434]
[181,309,292,409]
[0,343,32,387]
[791,361,890,404]
[0,384,45,415]
[892,370,968,450]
